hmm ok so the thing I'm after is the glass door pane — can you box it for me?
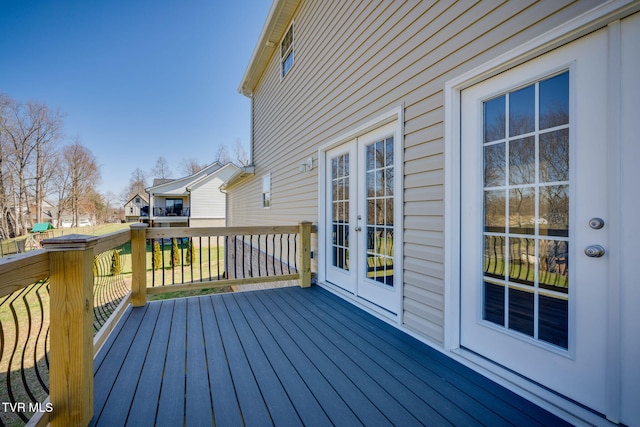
[365,137,394,286]
[331,154,350,271]
[482,71,570,349]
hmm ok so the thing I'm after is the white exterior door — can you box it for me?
[324,122,400,314]
[460,28,610,413]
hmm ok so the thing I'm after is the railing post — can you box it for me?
[42,234,97,427]
[299,221,312,288]
[130,223,148,307]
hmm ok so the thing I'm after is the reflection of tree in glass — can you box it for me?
[540,130,569,183]
[540,185,569,236]
[509,136,535,185]
[484,111,505,143]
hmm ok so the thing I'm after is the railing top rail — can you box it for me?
[93,229,132,254]
[0,250,49,298]
[146,225,301,239]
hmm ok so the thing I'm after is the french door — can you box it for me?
[324,122,400,314]
[460,28,609,413]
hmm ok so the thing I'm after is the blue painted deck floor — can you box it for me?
[91,285,570,426]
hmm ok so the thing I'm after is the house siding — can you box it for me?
[190,177,226,219]
[228,0,606,345]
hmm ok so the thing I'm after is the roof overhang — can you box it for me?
[238,0,301,97]
[220,165,256,190]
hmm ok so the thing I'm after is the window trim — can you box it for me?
[280,22,295,78]
[262,174,271,208]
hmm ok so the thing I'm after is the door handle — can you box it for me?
[354,226,362,232]
[584,245,605,258]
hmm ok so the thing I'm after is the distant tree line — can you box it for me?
[120,139,250,205]
[0,93,102,238]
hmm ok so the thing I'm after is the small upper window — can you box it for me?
[281,23,294,77]
[262,174,271,208]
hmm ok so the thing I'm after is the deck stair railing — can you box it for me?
[0,222,314,426]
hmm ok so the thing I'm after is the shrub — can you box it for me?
[185,238,196,265]
[110,249,121,276]
[153,241,162,270]
[170,238,180,267]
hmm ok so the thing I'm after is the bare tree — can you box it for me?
[127,168,148,198]
[234,138,250,166]
[1,96,39,235]
[102,191,118,223]
[150,156,172,179]
[179,158,206,176]
[0,94,15,237]
[32,103,64,224]
[214,145,231,164]
[61,141,101,227]
[0,95,64,236]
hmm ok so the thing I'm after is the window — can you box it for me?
[165,198,184,215]
[281,23,294,77]
[262,174,271,208]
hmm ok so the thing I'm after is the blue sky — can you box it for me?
[0,0,271,197]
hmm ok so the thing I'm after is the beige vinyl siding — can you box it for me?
[229,0,606,346]
[190,177,225,219]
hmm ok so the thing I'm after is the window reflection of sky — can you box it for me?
[540,72,569,129]
[509,85,534,136]
[484,96,505,142]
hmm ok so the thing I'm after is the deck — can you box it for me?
[91,286,570,426]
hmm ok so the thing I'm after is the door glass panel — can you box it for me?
[484,143,505,187]
[331,154,350,271]
[509,85,535,137]
[482,71,570,349]
[484,96,505,142]
[539,72,569,129]
[539,129,569,182]
[366,137,394,286]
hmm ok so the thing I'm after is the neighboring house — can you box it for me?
[228,1,640,426]
[145,162,241,228]
[28,199,56,226]
[124,193,149,222]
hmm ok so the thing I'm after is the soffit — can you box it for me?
[238,0,300,97]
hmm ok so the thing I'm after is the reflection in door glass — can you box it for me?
[366,137,394,286]
[481,71,570,349]
[331,154,350,271]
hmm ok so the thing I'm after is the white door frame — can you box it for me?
[318,106,404,320]
[444,1,639,423]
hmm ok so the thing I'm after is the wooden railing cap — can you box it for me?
[130,223,149,229]
[41,234,100,251]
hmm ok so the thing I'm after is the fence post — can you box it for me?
[299,221,312,288]
[42,234,97,427]
[130,223,148,307]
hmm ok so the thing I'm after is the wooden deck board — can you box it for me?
[252,289,391,426]
[240,291,360,426]
[125,301,175,427]
[210,293,271,426]
[92,286,572,427]
[282,288,482,426]
[185,298,213,426]
[265,290,428,427]
[92,303,161,427]
[199,296,244,426]
[289,287,518,426]
[307,287,561,427]
[156,298,187,426]
[233,292,333,426]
